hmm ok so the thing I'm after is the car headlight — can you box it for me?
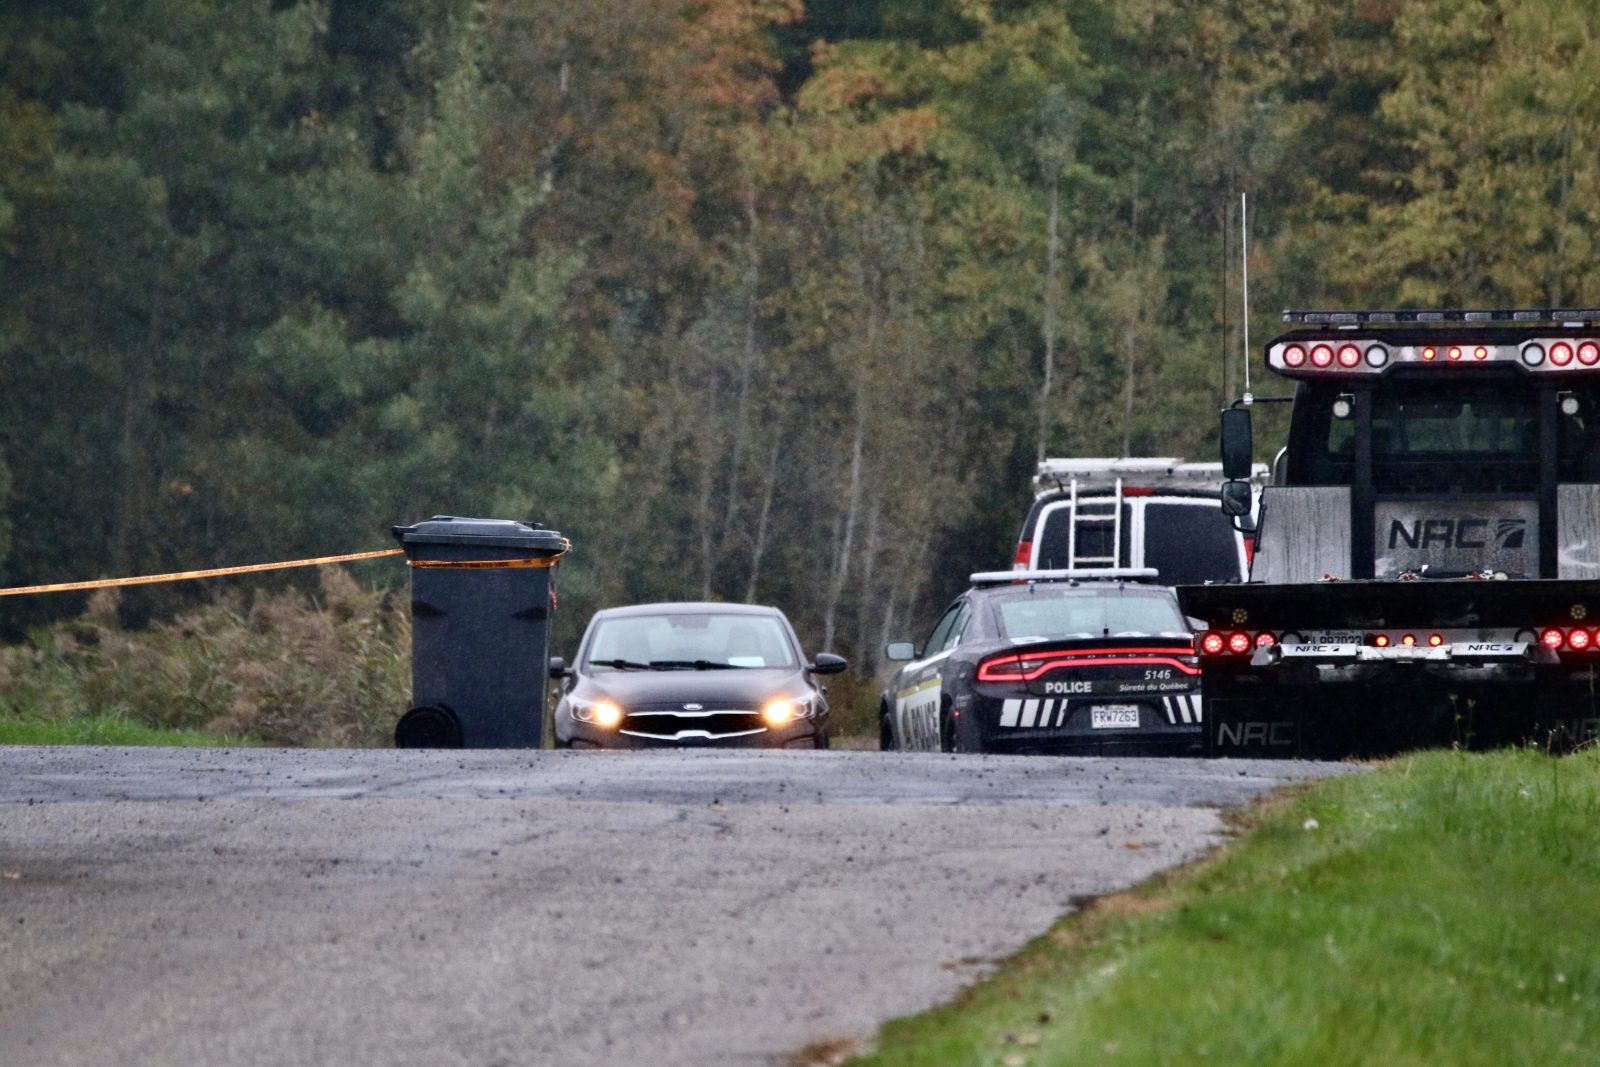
[761,697,815,726]
[572,699,623,728]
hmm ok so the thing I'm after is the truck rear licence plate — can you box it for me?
[1091,705,1140,729]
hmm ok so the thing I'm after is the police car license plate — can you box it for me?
[1090,705,1140,729]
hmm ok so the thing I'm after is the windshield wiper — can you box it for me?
[587,658,652,670]
[646,659,740,671]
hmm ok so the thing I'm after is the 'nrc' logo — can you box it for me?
[1388,518,1525,550]
[1215,721,1295,747]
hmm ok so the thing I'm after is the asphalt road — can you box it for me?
[0,747,1355,1067]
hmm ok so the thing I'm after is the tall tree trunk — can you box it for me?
[821,375,866,652]
[1038,170,1060,462]
[721,177,762,545]
[743,431,781,603]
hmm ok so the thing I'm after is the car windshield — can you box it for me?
[992,589,1186,639]
[585,613,797,669]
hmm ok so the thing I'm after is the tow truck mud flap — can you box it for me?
[1208,696,1302,758]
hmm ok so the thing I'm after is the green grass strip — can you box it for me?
[0,715,255,747]
[847,748,1600,1067]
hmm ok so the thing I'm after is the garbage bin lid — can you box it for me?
[392,516,568,552]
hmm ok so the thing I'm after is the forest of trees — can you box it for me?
[4,0,1600,689]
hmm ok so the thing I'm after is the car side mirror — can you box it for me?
[884,641,917,662]
[548,656,567,679]
[1220,407,1253,480]
[1220,479,1253,518]
[808,652,848,675]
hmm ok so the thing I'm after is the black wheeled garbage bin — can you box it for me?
[391,516,569,748]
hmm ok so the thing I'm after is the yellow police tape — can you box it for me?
[0,539,570,599]
[0,548,408,598]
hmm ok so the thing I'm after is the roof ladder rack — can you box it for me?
[1066,476,1123,570]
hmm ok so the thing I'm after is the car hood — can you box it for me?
[577,667,805,705]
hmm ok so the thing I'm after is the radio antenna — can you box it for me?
[1220,201,1229,406]
[1241,192,1252,404]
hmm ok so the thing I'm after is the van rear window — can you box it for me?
[1143,503,1241,584]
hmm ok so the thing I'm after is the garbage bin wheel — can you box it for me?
[395,705,464,749]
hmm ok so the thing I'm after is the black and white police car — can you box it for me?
[551,602,847,749]
[878,569,1201,755]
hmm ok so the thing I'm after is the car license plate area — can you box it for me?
[1090,704,1140,729]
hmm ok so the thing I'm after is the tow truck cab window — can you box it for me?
[1298,378,1600,491]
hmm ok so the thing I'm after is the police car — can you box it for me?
[879,570,1201,755]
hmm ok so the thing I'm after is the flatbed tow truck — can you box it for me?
[1180,308,1600,757]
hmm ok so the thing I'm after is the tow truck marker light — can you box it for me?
[1401,634,1417,647]
[1475,346,1489,360]
[1422,346,1437,361]
[1448,345,1463,361]
[1373,634,1391,647]
[1428,633,1444,647]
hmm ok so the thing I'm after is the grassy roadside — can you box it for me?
[0,716,256,746]
[839,748,1600,1067]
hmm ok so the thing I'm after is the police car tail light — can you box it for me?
[1540,627,1565,650]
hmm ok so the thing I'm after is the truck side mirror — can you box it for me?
[1220,408,1253,480]
[548,656,567,679]
[1220,479,1253,518]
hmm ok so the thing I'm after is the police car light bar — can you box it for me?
[1284,308,1600,325]
[970,568,1160,585]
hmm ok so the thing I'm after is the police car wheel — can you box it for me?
[878,706,895,751]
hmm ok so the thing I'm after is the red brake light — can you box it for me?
[1337,345,1360,368]
[978,647,1200,682]
[1474,346,1489,361]
[1552,342,1575,367]
[1013,540,1033,568]
[1541,628,1565,649]
[1254,631,1277,648]
[1422,346,1437,361]
[1310,344,1334,368]
[1227,632,1251,655]
[1283,345,1307,368]
[1580,342,1600,367]
[1201,632,1226,656]
[1401,633,1417,647]
[1373,634,1391,647]
[1427,633,1444,647]
[1447,345,1463,361]
[1569,628,1592,651]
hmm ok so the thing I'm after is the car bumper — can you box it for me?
[971,690,1203,756]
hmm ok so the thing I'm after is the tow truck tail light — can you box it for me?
[1201,631,1227,656]
[1581,342,1600,366]
[1284,344,1307,368]
[1541,627,1565,650]
[1569,628,1592,651]
[1254,631,1277,648]
[1310,344,1334,368]
[1337,344,1361,368]
[1553,342,1575,367]
[1428,633,1444,647]
[1227,631,1251,655]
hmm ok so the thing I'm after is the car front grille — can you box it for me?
[617,707,769,741]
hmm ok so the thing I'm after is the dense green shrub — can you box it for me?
[0,568,410,747]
